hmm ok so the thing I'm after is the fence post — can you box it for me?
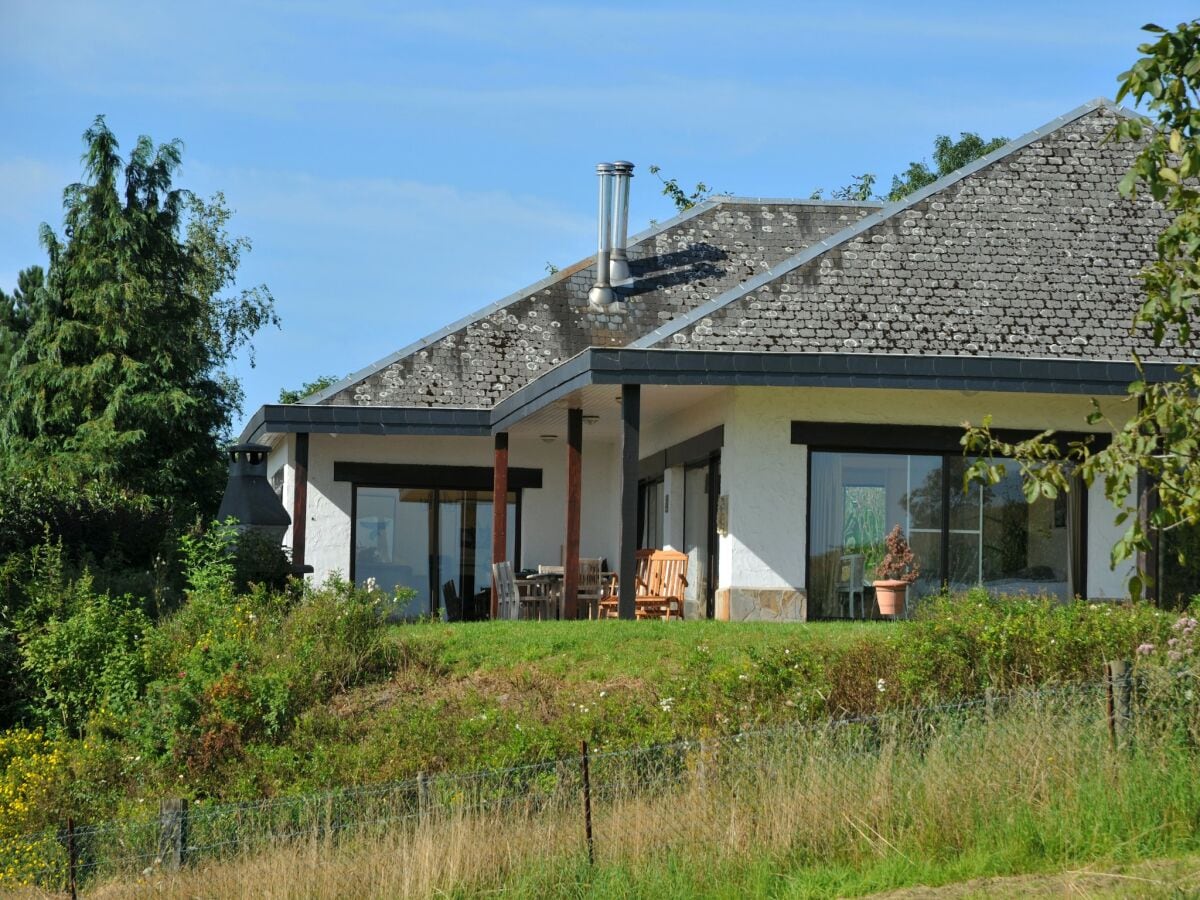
[417,771,431,823]
[159,798,188,871]
[580,740,594,866]
[66,816,78,900]
[1106,659,1133,749]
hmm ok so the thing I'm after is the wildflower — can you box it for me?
[877,678,887,693]
[659,697,674,713]
[1137,642,1155,656]
[599,691,607,698]
[738,674,748,681]
[1169,651,1183,662]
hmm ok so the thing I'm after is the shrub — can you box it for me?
[0,729,68,888]
[135,577,400,793]
[0,471,170,570]
[18,582,149,737]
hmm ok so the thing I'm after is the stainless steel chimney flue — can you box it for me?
[588,163,616,311]
[609,161,635,288]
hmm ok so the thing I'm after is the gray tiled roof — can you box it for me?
[638,102,1181,363]
[313,98,1186,414]
[318,199,878,407]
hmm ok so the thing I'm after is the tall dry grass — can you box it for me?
[72,684,1200,898]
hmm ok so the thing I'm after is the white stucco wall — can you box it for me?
[722,386,1136,602]
[275,382,1138,611]
[287,432,620,585]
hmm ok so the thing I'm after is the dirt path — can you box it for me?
[866,856,1200,898]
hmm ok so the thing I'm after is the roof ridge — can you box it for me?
[627,97,1142,350]
[300,195,729,405]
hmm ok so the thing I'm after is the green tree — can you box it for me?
[809,133,1006,202]
[648,165,714,212]
[0,266,45,377]
[887,132,1009,201]
[0,117,277,516]
[279,374,343,404]
[963,20,1200,599]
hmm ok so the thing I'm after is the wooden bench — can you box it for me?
[597,549,688,620]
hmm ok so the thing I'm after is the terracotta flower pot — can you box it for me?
[873,580,908,617]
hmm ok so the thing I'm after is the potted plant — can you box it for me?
[873,524,920,616]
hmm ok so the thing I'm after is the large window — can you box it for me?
[808,451,1078,619]
[354,486,516,620]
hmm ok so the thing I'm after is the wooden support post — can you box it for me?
[158,798,188,871]
[492,432,509,620]
[564,408,583,620]
[293,432,310,571]
[618,385,641,620]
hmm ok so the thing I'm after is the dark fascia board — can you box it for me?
[489,348,1182,433]
[628,98,1143,351]
[791,421,1112,454]
[239,404,491,444]
[334,461,542,490]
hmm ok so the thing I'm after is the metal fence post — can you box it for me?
[159,798,188,871]
[580,740,594,866]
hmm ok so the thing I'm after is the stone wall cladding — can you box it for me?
[325,202,875,407]
[656,108,1178,362]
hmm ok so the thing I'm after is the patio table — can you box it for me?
[517,573,563,620]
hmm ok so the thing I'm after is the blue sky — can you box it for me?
[0,1,1193,432]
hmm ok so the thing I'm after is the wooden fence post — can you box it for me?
[66,816,78,900]
[417,772,431,823]
[580,741,594,866]
[1106,660,1133,749]
[158,798,188,871]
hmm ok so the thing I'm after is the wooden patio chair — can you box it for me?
[577,557,603,619]
[492,561,520,620]
[442,579,463,622]
[596,550,688,621]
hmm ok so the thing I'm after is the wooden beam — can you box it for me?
[293,432,309,570]
[491,432,509,619]
[618,385,640,620]
[564,408,583,619]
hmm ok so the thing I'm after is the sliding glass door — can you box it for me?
[809,451,1075,619]
[354,486,516,620]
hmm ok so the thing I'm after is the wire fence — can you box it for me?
[8,667,1192,896]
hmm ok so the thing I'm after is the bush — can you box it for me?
[135,576,400,792]
[897,588,1173,696]
[0,472,171,570]
[0,729,68,888]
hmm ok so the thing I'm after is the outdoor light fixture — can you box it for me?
[540,434,557,443]
[582,414,600,425]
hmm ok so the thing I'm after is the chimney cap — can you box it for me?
[595,162,614,174]
[611,161,634,173]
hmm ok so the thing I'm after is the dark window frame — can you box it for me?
[798,425,1091,618]
[349,480,524,616]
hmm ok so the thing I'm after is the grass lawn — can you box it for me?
[410,618,882,683]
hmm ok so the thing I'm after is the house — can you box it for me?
[238,98,1186,621]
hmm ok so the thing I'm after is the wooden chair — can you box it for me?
[442,580,463,622]
[577,558,603,620]
[597,550,689,621]
[492,561,520,620]
[835,554,865,620]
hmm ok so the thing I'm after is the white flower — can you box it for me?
[738,674,749,681]
[599,691,607,698]
[364,577,378,592]
[876,678,887,693]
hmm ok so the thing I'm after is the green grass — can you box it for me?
[402,618,881,683]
